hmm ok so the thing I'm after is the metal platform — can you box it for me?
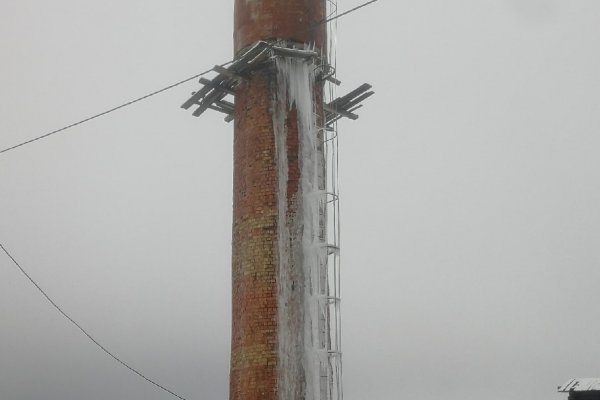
[181,40,373,125]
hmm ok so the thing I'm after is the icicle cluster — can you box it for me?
[272,50,325,400]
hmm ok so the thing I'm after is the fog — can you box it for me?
[1,1,599,399]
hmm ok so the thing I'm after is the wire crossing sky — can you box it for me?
[0,0,378,157]
[0,242,189,400]
[0,2,382,399]
[1,1,599,400]
[0,67,220,156]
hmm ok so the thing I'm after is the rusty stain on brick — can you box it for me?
[234,0,326,53]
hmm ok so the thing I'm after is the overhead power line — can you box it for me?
[0,63,231,156]
[0,242,188,400]
[319,0,379,24]
[0,0,379,157]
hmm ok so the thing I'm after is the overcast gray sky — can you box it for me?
[1,1,599,400]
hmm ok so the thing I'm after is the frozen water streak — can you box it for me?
[273,54,323,400]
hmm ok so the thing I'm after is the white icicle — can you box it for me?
[274,49,324,400]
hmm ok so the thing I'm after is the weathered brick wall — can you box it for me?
[231,68,311,400]
[234,0,326,53]
[231,2,326,400]
[231,70,281,400]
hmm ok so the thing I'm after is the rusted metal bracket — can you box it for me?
[181,41,273,121]
[324,83,374,126]
[181,40,373,124]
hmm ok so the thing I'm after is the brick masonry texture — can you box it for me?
[234,0,326,53]
[230,68,307,400]
[231,2,326,399]
[231,70,280,400]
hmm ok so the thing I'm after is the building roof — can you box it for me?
[559,378,600,392]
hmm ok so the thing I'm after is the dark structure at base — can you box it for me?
[559,378,600,400]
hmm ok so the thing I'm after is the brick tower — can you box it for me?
[230,1,326,400]
[182,2,372,398]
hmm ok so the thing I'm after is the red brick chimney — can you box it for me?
[230,1,326,400]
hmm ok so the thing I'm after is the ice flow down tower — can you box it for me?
[181,1,373,399]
